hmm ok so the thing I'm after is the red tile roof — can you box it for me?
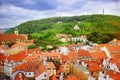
[24,53,40,62]
[41,52,60,60]
[0,45,6,49]
[90,44,109,51]
[7,51,27,62]
[68,50,77,63]
[86,61,101,72]
[51,74,58,80]
[12,61,46,79]
[107,70,120,80]
[0,52,6,66]
[14,72,25,80]
[17,35,26,40]
[78,49,90,57]
[27,48,40,54]
[61,54,69,63]
[12,63,24,73]
[106,45,120,54]
[116,62,120,69]
[0,34,17,41]
[112,53,120,61]
[90,51,107,59]
[34,61,46,78]
[56,65,63,74]
[0,34,26,42]
[109,39,120,44]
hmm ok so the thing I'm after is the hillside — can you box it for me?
[6,14,120,48]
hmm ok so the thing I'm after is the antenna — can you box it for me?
[103,9,104,15]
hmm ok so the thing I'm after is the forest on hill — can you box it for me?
[6,14,120,49]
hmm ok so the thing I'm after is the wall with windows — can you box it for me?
[35,71,47,80]
[24,72,34,77]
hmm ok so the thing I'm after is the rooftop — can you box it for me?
[47,62,55,69]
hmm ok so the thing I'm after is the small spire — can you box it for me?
[14,28,18,35]
[103,9,104,15]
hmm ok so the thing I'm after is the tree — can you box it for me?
[28,44,36,49]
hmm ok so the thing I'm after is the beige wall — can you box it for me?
[5,47,22,55]
[71,64,88,80]
[0,65,4,72]
[47,68,56,77]
[62,64,70,75]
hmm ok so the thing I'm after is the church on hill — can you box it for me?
[0,30,27,45]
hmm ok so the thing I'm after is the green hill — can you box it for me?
[6,14,120,48]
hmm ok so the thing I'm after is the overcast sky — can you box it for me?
[0,0,120,28]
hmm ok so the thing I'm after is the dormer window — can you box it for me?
[25,73,27,75]
[44,74,46,77]
[29,73,31,75]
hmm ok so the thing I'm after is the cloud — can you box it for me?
[0,0,120,28]
[1,0,59,10]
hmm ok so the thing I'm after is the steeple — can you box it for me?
[14,28,18,36]
[103,9,104,15]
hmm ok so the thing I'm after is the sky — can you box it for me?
[0,0,120,29]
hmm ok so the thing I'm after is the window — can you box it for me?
[62,66,64,69]
[29,73,31,75]
[44,74,46,77]
[25,73,27,75]
[66,66,68,68]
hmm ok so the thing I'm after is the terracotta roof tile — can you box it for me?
[68,50,77,63]
[90,44,109,51]
[78,49,90,57]
[116,62,120,69]
[17,35,26,40]
[61,54,69,63]
[12,64,24,73]
[41,52,60,60]
[106,45,120,54]
[107,70,120,80]
[51,74,58,80]
[12,61,46,79]
[0,45,6,49]
[24,53,41,62]
[109,39,120,44]
[27,48,40,54]
[86,61,101,72]
[0,34,26,42]
[112,53,120,61]
[34,61,46,78]
[56,65,63,74]
[7,51,27,62]
[0,52,6,66]
[0,34,17,41]
[90,51,107,59]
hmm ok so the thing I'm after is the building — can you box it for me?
[47,62,56,78]
[62,63,71,76]
[0,30,27,45]
[4,51,27,76]
[73,25,80,30]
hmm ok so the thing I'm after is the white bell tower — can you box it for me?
[14,29,18,36]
